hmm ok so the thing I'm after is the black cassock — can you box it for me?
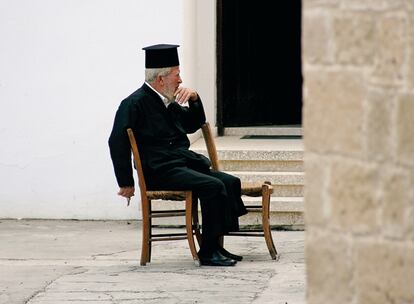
[108,83,247,244]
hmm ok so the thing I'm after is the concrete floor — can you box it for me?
[0,220,305,304]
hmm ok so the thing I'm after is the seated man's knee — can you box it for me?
[220,173,241,189]
[198,178,227,200]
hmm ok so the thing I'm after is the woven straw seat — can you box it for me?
[240,182,271,197]
[146,191,187,201]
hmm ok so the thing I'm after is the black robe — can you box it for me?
[108,83,247,237]
[108,84,209,185]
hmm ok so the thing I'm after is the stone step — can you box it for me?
[151,197,304,230]
[190,136,303,158]
[239,197,304,230]
[192,149,304,172]
[191,136,303,172]
[192,141,303,160]
[242,196,304,212]
[219,159,303,172]
[151,197,304,212]
[231,171,304,184]
[224,126,302,136]
[239,210,304,230]
[185,135,304,229]
[210,149,303,161]
[233,171,304,197]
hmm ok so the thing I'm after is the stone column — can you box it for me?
[303,0,414,303]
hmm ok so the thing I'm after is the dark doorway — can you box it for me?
[217,0,302,132]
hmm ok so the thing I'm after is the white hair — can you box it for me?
[145,67,172,83]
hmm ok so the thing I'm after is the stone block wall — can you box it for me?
[303,1,414,303]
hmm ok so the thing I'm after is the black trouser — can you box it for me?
[146,167,247,254]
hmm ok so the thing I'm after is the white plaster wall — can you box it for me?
[195,0,216,127]
[183,0,217,143]
[0,0,185,219]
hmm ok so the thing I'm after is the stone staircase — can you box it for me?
[192,126,305,230]
[152,126,305,231]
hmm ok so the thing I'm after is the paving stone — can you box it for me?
[0,220,305,304]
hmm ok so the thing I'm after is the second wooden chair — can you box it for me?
[201,122,278,260]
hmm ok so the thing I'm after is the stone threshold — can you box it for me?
[224,126,302,136]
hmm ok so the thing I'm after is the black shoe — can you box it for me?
[199,250,237,266]
[217,246,243,261]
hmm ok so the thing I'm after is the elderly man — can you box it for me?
[108,44,246,266]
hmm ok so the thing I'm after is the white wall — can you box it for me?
[0,0,185,219]
[182,0,217,141]
[195,0,216,127]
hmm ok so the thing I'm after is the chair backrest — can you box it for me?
[127,128,148,196]
[201,122,220,171]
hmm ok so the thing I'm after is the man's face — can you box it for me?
[161,66,182,101]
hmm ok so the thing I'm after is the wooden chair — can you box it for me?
[127,128,202,266]
[201,122,278,260]
[127,122,277,265]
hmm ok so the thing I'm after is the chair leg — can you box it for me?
[262,184,278,260]
[140,198,151,266]
[185,191,200,266]
[192,197,202,247]
[148,201,152,263]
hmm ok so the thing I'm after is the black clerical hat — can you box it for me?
[142,44,180,68]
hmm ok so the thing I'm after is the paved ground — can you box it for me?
[0,220,305,304]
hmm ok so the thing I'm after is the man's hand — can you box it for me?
[174,87,198,104]
[118,186,135,199]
